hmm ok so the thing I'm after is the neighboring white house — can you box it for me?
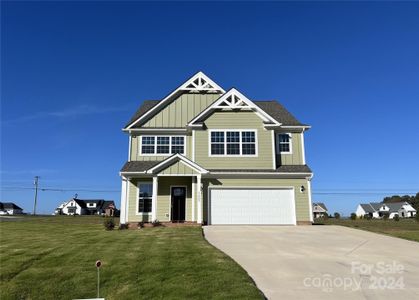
[0,202,24,215]
[355,202,416,219]
[55,198,117,216]
[312,202,328,219]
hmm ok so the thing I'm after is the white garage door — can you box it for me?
[209,188,296,225]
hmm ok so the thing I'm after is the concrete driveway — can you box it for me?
[204,226,419,300]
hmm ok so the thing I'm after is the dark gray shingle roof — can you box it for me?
[0,202,23,210]
[313,202,327,211]
[121,161,312,174]
[124,99,308,129]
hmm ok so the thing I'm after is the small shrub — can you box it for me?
[364,214,372,220]
[118,224,128,230]
[383,214,389,221]
[138,222,145,229]
[322,214,329,220]
[350,213,357,220]
[104,218,115,230]
[151,219,161,227]
[416,213,419,222]
[334,212,341,219]
[394,215,400,222]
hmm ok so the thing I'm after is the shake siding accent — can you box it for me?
[195,111,273,169]
[202,178,311,223]
[141,94,220,128]
[276,133,304,165]
[159,161,198,175]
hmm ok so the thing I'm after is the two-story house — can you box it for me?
[119,72,313,226]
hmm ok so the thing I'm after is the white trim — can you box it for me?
[271,130,276,169]
[192,130,195,161]
[120,178,128,224]
[192,177,196,222]
[208,129,258,157]
[157,174,197,177]
[152,176,158,221]
[197,175,202,224]
[136,181,153,216]
[146,153,209,174]
[308,179,313,223]
[125,71,224,130]
[207,186,296,225]
[125,179,130,223]
[139,135,186,156]
[276,133,293,155]
[300,132,306,165]
[281,125,311,130]
[128,136,132,162]
[169,185,188,222]
[128,128,188,132]
[188,88,281,127]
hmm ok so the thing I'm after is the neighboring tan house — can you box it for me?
[312,202,328,219]
[0,202,24,215]
[119,72,313,226]
[56,198,117,216]
[355,202,416,219]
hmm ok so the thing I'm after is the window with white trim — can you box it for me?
[140,136,185,155]
[210,130,257,156]
[138,183,153,213]
[277,133,292,154]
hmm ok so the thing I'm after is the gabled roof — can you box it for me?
[359,202,416,213]
[146,154,209,175]
[187,88,281,127]
[124,71,224,130]
[0,202,23,210]
[313,202,327,211]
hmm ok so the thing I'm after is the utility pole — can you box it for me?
[33,176,39,215]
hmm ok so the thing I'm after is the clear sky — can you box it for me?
[1,1,418,216]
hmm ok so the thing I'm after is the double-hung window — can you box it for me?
[277,133,292,154]
[138,183,153,213]
[140,136,185,155]
[210,130,257,156]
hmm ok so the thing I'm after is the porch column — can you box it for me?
[192,177,196,222]
[152,176,158,221]
[120,177,128,224]
[197,174,202,224]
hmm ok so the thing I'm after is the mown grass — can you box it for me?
[0,216,263,300]
[317,218,419,242]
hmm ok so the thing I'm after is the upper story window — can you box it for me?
[140,136,185,155]
[210,130,257,156]
[277,133,292,154]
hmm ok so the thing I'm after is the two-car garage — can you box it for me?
[208,187,296,225]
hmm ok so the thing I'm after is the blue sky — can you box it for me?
[1,2,418,215]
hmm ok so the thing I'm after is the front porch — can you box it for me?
[120,154,207,225]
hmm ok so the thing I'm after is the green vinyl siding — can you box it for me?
[159,161,198,175]
[141,93,220,128]
[127,178,152,223]
[276,132,304,166]
[202,177,311,223]
[195,111,273,169]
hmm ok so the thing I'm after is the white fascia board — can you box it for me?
[205,172,313,179]
[281,125,312,130]
[146,154,209,174]
[187,88,281,126]
[125,71,224,130]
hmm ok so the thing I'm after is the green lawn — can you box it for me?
[316,218,419,242]
[0,216,263,300]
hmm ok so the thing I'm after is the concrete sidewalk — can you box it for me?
[204,225,419,300]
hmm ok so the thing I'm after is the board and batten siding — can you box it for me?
[126,177,195,223]
[202,178,311,223]
[194,111,273,169]
[141,93,220,128]
[276,132,304,166]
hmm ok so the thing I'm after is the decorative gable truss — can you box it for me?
[125,71,225,130]
[188,88,281,128]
